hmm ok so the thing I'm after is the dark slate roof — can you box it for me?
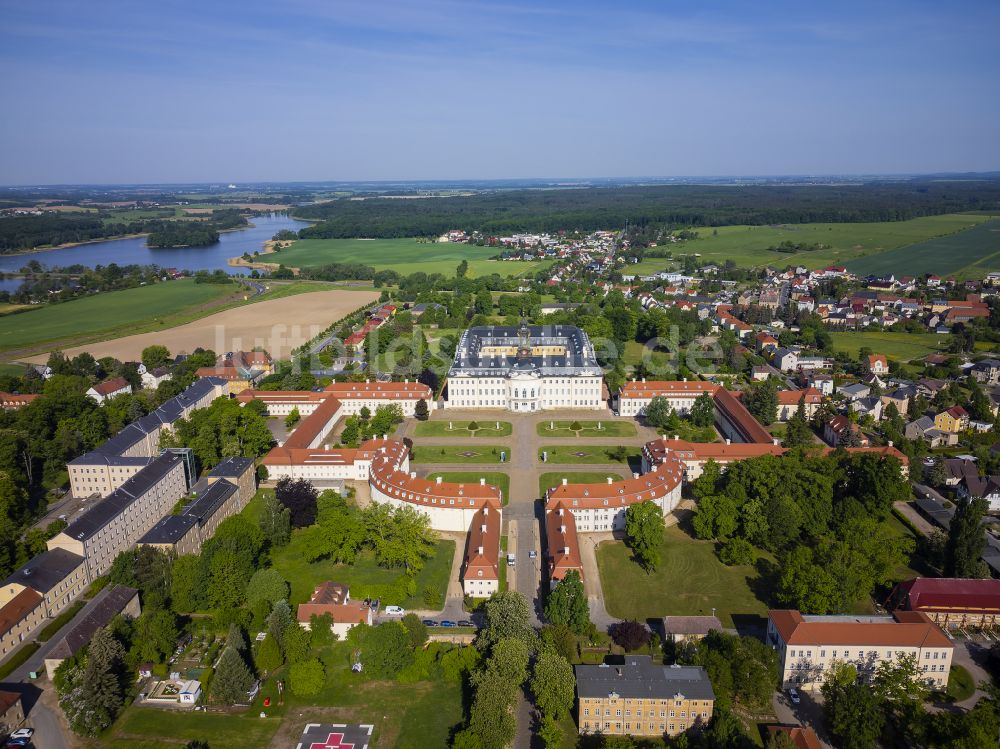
[68,452,152,468]
[208,456,253,479]
[45,584,139,661]
[450,324,600,376]
[62,453,182,542]
[1,548,85,594]
[182,479,237,526]
[575,657,715,701]
[137,514,198,545]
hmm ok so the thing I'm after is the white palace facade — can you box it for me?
[445,324,604,411]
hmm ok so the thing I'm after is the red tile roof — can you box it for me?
[618,380,719,400]
[768,609,951,648]
[894,577,1000,616]
[776,388,823,406]
[90,377,130,396]
[766,726,822,749]
[546,502,584,583]
[0,588,42,636]
[464,502,501,582]
[544,459,682,510]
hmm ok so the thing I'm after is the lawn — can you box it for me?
[539,471,627,495]
[269,237,552,278]
[596,524,773,627]
[540,445,640,465]
[828,331,949,362]
[0,280,229,350]
[410,444,506,464]
[425,471,510,505]
[414,420,513,438]
[97,707,282,749]
[848,217,1000,279]
[536,420,637,438]
[664,213,993,270]
[269,535,455,608]
[946,664,976,702]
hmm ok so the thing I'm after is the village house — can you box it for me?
[934,406,970,434]
[865,354,890,376]
[296,582,373,639]
[775,388,823,422]
[86,376,132,404]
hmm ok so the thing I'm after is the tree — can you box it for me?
[282,621,312,665]
[362,622,414,677]
[530,650,575,720]
[211,644,255,705]
[536,713,563,749]
[258,491,291,547]
[414,398,429,420]
[682,630,778,711]
[544,570,591,635]
[289,658,325,696]
[468,670,517,749]
[644,396,673,430]
[245,568,289,609]
[765,732,797,749]
[540,624,577,662]
[783,397,813,448]
[284,407,301,429]
[610,620,650,651]
[625,501,665,571]
[401,613,428,649]
[255,634,283,674]
[134,609,179,663]
[744,380,779,425]
[945,496,988,578]
[58,626,128,736]
[170,554,203,612]
[275,476,319,527]
[690,392,715,427]
[822,671,884,749]
[478,591,537,653]
[267,600,293,651]
[141,345,171,370]
[719,537,756,566]
[456,259,469,278]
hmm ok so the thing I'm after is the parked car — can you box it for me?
[421,619,437,627]
[528,550,537,559]
[439,620,457,627]
[458,620,474,627]
[788,687,800,705]
[384,605,405,616]
[7,731,32,741]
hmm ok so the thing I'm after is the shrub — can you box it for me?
[719,538,757,566]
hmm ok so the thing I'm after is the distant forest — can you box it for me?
[0,209,248,252]
[294,181,1000,238]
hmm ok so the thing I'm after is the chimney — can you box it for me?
[410,471,416,479]
[683,377,687,382]
[641,377,646,383]
[888,440,894,447]
[607,477,613,484]
[480,525,487,533]
[477,546,484,555]
[436,476,442,484]
[773,438,780,446]
[725,438,731,445]
[560,525,566,533]
[674,434,679,441]
[480,478,486,485]
[383,433,387,440]
[562,478,568,485]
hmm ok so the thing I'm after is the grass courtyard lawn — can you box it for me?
[623,339,676,372]
[540,445,641,464]
[269,236,552,278]
[414,420,512,438]
[96,708,282,749]
[536,420,637,438]
[597,524,773,627]
[411,444,505,464]
[0,280,229,350]
[946,664,976,702]
[425,471,510,505]
[670,214,993,270]
[848,217,1000,279]
[828,331,949,362]
[539,471,626,495]
[269,535,455,607]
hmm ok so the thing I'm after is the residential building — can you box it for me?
[195,366,260,394]
[0,392,39,410]
[616,380,719,418]
[663,616,723,643]
[971,359,1000,387]
[462,501,501,598]
[890,577,1000,629]
[766,609,953,691]
[445,324,604,411]
[765,727,821,749]
[43,584,140,679]
[838,383,870,402]
[140,365,172,389]
[935,406,970,434]
[296,582,373,639]
[49,452,190,580]
[772,348,799,372]
[576,658,715,737]
[775,388,823,422]
[0,588,45,661]
[0,548,88,619]
[86,377,132,404]
[905,416,956,447]
[866,354,889,376]
[808,375,834,396]
[823,415,869,447]
[0,691,24,733]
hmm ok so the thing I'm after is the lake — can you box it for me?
[0,213,310,292]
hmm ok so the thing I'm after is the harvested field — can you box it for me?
[24,288,377,363]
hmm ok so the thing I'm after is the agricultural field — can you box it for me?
[538,471,627,495]
[0,280,230,351]
[269,237,553,277]
[425,471,510,504]
[646,213,992,270]
[414,420,512,438]
[828,331,949,362]
[848,218,1000,278]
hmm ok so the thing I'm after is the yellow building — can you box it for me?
[576,658,715,738]
[934,406,969,434]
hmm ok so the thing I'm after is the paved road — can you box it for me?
[772,689,833,748]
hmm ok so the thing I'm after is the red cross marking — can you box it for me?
[310,733,354,749]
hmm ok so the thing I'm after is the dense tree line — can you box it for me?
[293,181,1000,239]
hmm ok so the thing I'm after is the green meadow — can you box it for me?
[269,237,552,277]
[847,218,1000,278]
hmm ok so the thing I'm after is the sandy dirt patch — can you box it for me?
[24,289,378,364]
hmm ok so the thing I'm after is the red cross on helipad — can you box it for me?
[310,733,353,749]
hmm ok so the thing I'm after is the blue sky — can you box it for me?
[1,0,998,184]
